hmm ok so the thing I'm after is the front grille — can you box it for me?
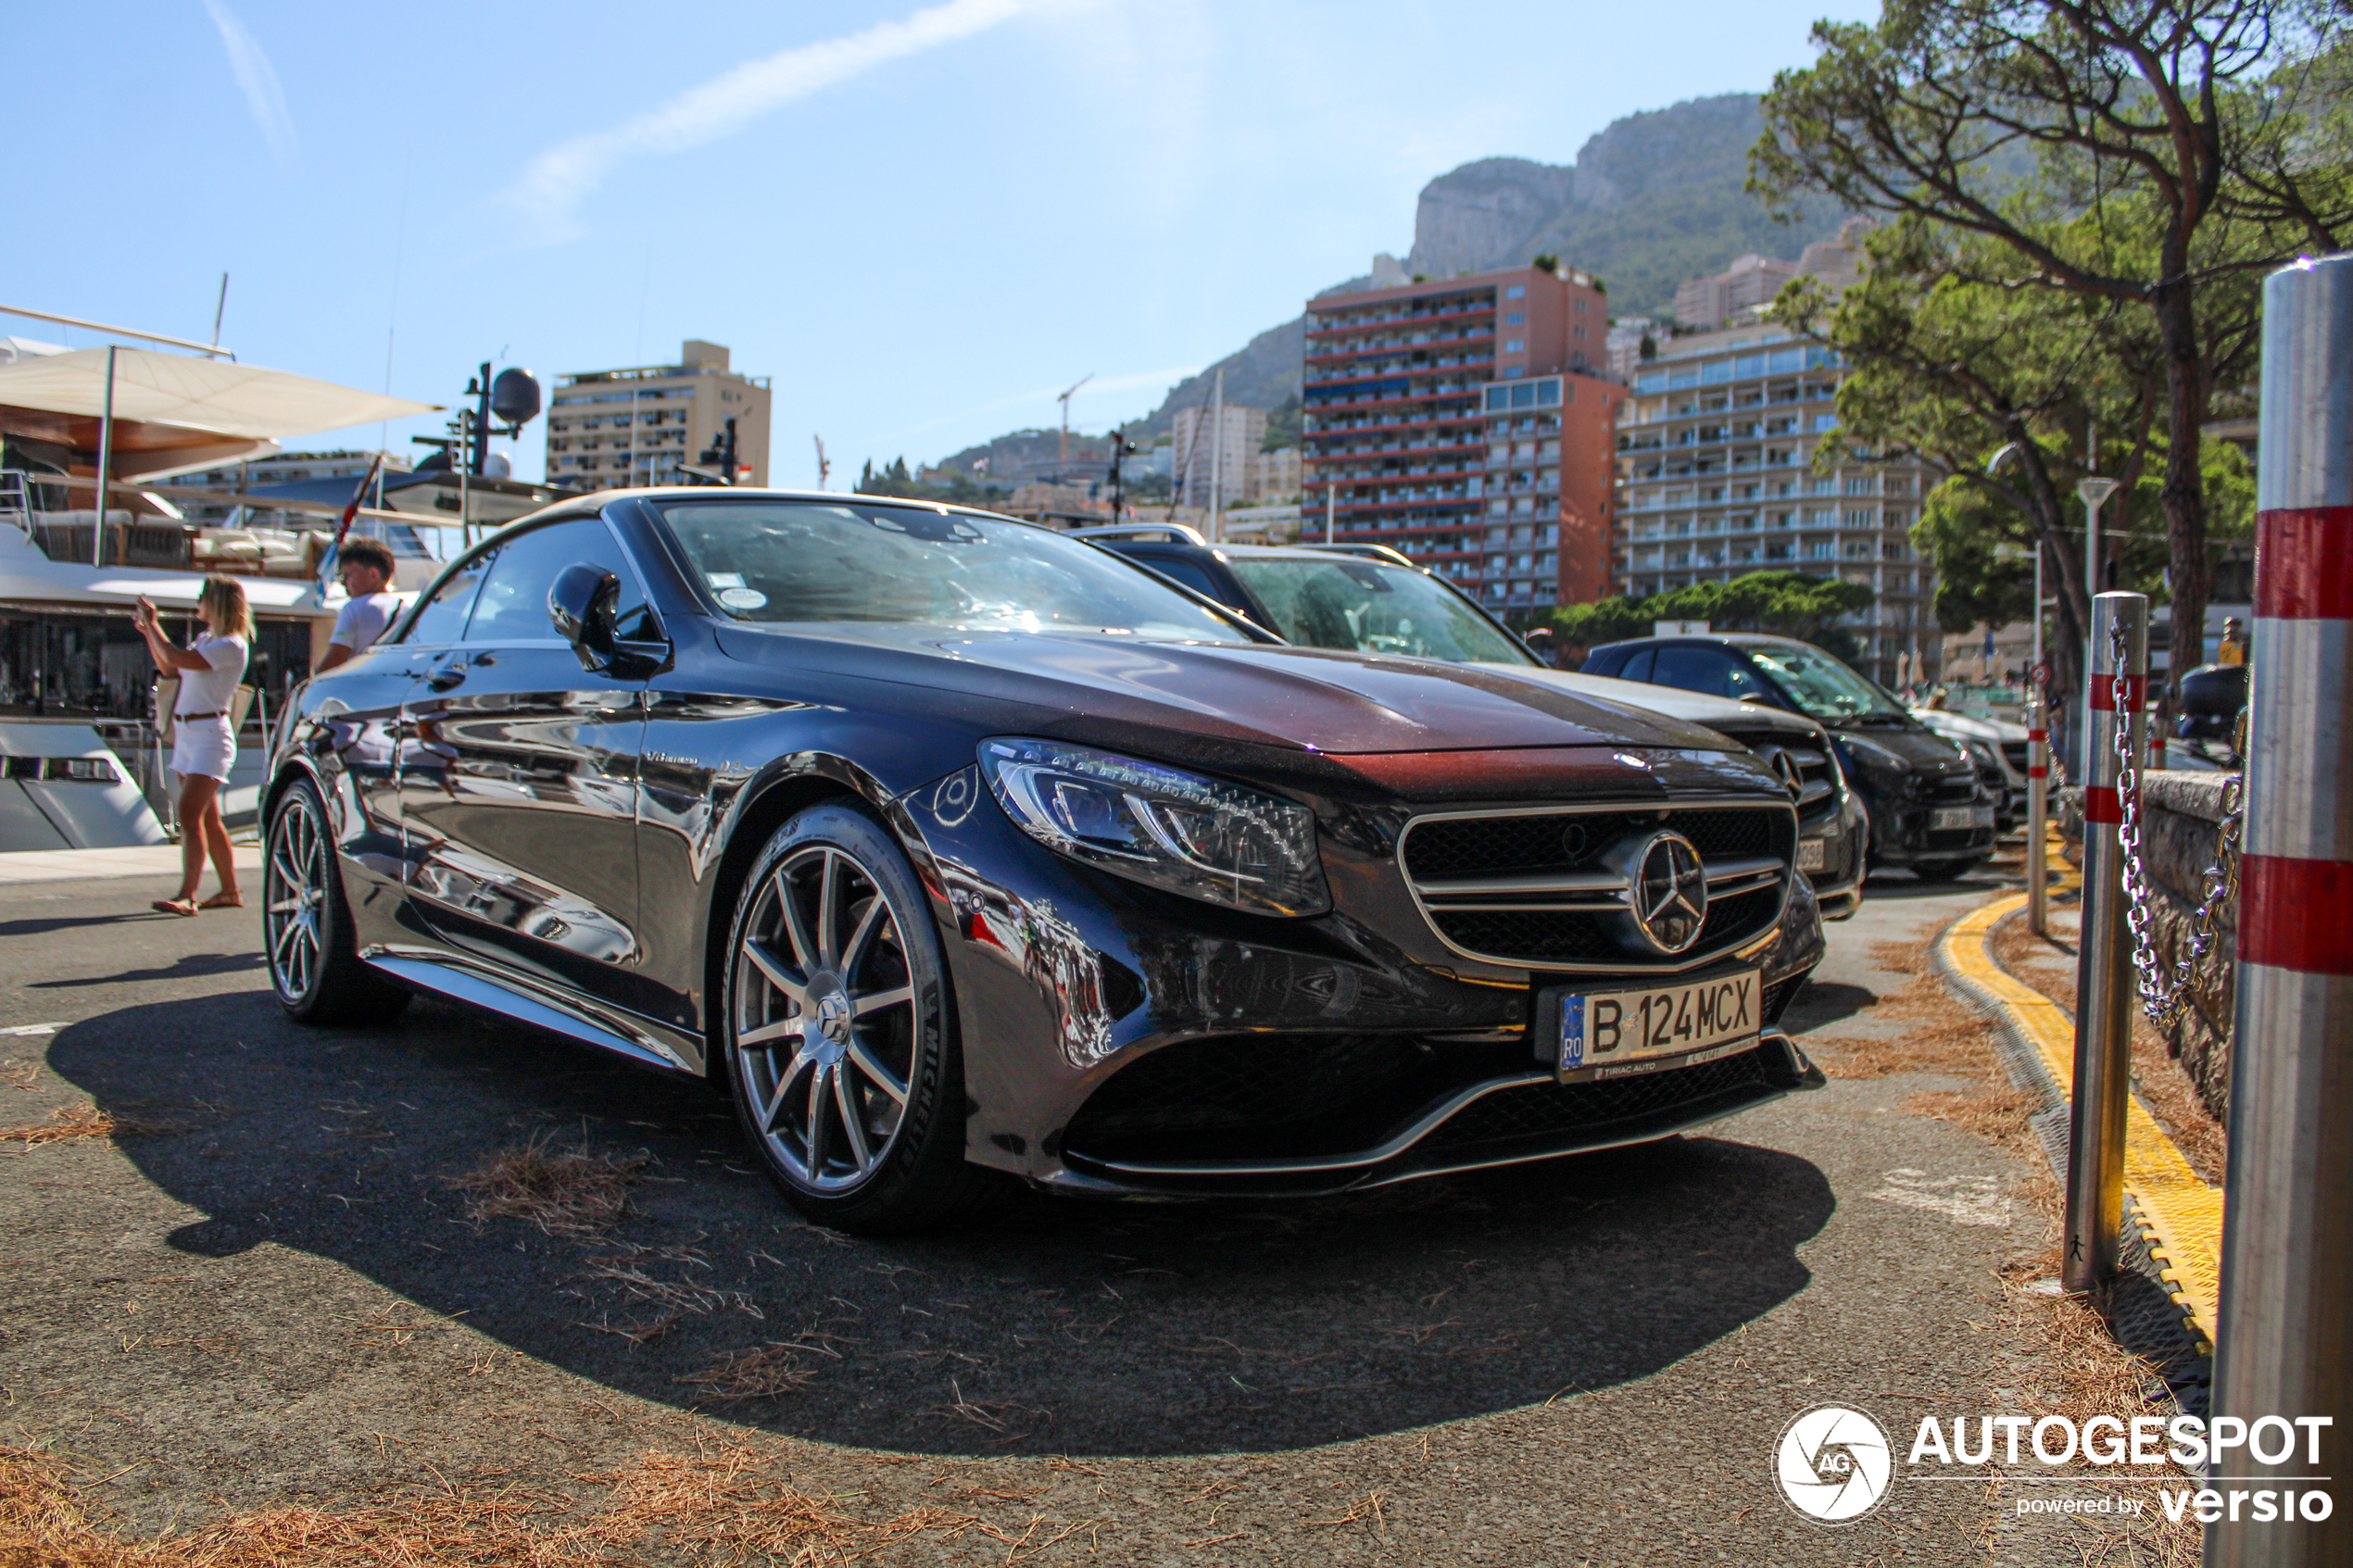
[1759,972,1805,1024]
[1714,728,1841,828]
[1927,775,1980,804]
[1402,806,1779,880]
[1400,800,1795,972]
[2001,741,2031,772]
[1923,826,1985,851]
[1433,883,1781,966]
[1422,1047,1773,1151]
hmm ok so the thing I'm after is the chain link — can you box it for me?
[2108,614,2244,1030]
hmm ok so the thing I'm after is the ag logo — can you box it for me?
[1774,1404,1893,1524]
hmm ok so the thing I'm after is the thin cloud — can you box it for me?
[202,0,295,166]
[498,0,1051,241]
[867,364,1200,449]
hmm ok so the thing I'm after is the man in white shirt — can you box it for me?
[319,537,403,671]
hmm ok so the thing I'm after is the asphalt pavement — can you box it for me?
[0,858,2176,1564]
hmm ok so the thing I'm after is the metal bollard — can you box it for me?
[2027,686,2050,936]
[2209,253,2353,1568]
[2065,590,2145,1292]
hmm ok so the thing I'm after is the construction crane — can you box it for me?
[813,434,831,490]
[1056,373,1094,470]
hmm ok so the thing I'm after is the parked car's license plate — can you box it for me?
[1796,838,1827,872]
[1931,805,1991,831]
[1541,970,1761,1082]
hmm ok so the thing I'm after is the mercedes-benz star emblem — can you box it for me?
[1629,831,1709,954]
[1768,747,1804,799]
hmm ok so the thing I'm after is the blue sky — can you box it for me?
[9,0,1870,484]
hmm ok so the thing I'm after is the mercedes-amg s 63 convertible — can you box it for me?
[264,490,1825,1232]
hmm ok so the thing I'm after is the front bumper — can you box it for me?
[891,758,1824,1198]
[1869,795,1998,865]
[1051,1031,1826,1198]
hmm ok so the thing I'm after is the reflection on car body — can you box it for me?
[263,491,1827,1233]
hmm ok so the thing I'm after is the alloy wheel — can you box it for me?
[733,845,917,1193]
[265,791,328,1002]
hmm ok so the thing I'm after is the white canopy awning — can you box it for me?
[0,346,436,441]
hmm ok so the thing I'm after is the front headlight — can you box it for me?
[978,737,1331,917]
[1965,739,2000,771]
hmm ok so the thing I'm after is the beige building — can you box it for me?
[1674,255,1802,332]
[1248,445,1301,502]
[1170,403,1268,509]
[545,339,772,490]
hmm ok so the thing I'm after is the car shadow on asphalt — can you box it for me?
[47,992,1836,1458]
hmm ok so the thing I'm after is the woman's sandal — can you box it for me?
[199,892,245,910]
[151,898,199,918]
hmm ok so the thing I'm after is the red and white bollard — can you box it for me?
[2027,686,2051,936]
[2066,591,2145,1293]
[2209,253,2353,1568]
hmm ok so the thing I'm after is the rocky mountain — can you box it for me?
[1015,94,1845,448]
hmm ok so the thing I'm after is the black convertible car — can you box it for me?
[265,491,1825,1232]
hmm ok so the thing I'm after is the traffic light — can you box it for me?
[1107,426,1142,517]
[697,418,739,485]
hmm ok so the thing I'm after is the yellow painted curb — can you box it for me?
[1936,892,2222,1350]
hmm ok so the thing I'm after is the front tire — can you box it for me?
[264,776,410,1025]
[719,802,998,1234]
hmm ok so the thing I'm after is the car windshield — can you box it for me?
[658,501,1248,640]
[1223,555,1532,664]
[1938,683,2023,720]
[1746,645,1909,723]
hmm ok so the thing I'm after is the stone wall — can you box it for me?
[2055,774,2238,1118]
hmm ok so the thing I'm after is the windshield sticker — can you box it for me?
[717,587,768,610]
[706,571,746,588]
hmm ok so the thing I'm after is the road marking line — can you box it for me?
[0,1024,65,1036]
[1937,892,2221,1349]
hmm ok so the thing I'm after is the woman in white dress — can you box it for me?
[133,577,252,916]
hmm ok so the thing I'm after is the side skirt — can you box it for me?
[363,950,704,1079]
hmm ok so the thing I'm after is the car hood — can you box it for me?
[714,623,1736,757]
[1476,663,1825,742]
[1913,709,2029,743]
[1839,722,1975,774]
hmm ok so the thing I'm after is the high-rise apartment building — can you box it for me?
[1169,403,1267,510]
[1615,321,1937,686]
[545,339,772,491]
[1301,264,1623,613]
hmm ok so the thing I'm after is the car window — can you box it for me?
[463,519,653,645]
[1135,555,1225,601]
[1617,647,1655,683]
[1221,556,1530,663]
[1651,646,1762,700]
[1745,645,1908,722]
[398,556,490,646]
[656,500,1244,641]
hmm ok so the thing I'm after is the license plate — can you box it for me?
[1931,806,1978,831]
[1544,970,1761,1082]
[1796,838,1827,872]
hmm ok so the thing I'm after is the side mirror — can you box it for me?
[548,562,620,671]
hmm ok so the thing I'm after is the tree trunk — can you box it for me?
[2153,277,2211,698]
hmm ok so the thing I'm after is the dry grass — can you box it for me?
[0,1435,1042,1567]
[446,1134,648,1239]
[1806,936,2045,1158]
[0,1105,172,1147]
[674,1345,818,1402]
[1990,916,2228,1184]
